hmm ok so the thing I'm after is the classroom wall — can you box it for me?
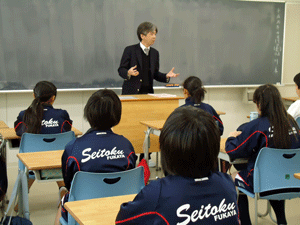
[1,0,300,165]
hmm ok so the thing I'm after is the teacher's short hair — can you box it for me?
[294,72,300,89]
[137,22,158,42]
[84,89,121,130]
[159,106,220,178]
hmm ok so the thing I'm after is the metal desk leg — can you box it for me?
[143,127,152,165]
[20,169,30,220]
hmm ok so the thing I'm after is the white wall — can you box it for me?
[1,0,300,165]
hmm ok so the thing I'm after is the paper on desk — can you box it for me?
[148,93,177,98]
[119,96,138,100]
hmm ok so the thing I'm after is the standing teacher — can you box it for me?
[118,22,179,95]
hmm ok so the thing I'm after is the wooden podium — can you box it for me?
[114,95,183,154]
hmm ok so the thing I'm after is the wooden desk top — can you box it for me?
[119,95,225,115]
[282,97,299,102]
[119,94,184,102]
[140,111,225,130]
[139,120,227,153]
[65,194,136,225]
[140,120,165,131]
[0,127,82,140]
[220,138,226,153]
[17,150,63,170]
[0,121,9,129]
[294,173,300,180]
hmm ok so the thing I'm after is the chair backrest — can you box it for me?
[18,131,75,170]
[67,167,145,225]
[69,167,145,202]
[296,117,300,127]
[253,147,300,200]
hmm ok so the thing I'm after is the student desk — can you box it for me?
[294,173,300,180]
[0,126,82,164]
[0,127,82,140]
[0,121,9,157]
[282,97,298,102]
[17,150,63,171]
[16,150,64,218]
[140,120,247,170]
[64,194,136,225]
[0,121,9,128]
[282,97,298,108]
[114,95,184,154]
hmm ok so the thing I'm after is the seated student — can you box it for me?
[226,84,300,225]
[14,81,72,195]
[116,106,239,225]
[14,81,72,136]
[287,72,300,119]
[0,154,7,203]
[54,89,137,224]
[181,76,224,135]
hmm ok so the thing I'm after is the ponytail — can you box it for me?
[23,81,57,134]
[23,98,44,134]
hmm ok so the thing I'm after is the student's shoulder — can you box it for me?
[112,132,133,145]
[213,171,235,186]
[292,99,300,105]
[17,109,26,116]
[200,102,216,111]
[288,99,300,110]
[64,138,77,152]
[135,177,162,201]
[51,107,70,116]
[239,117,269,131]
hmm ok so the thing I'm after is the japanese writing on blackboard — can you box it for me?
[273,8,282,74]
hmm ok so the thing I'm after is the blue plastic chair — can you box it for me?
[19,131,75,174]
[296,117,300,127]
[10,131,75,219]
[60,167,145,225]
[237,147,300,225]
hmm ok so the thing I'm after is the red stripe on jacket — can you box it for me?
[226,131,268,154]
[116,211,169,225]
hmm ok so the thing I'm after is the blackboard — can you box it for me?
[0,0,284,90]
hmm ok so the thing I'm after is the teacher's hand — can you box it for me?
[128,65,139,76]
[166,67,180,78]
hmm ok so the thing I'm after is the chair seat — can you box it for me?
[238,187,255,198]
[237,147,300,225]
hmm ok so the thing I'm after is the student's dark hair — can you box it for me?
[159,106,220,178]
[293,72,300,89]
[23,81,57,134]
[183,76,206,104]
[253,84,299,148]
[137,22,158,42]
[84,89,121,130]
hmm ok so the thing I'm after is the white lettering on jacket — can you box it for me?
[81,147,125,163]
[42,118,59,127]
[176,199,237,225]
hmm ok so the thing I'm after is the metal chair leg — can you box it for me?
[255,194,258,225]
[258,200,271,217]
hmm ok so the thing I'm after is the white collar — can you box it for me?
[140,42,150,52]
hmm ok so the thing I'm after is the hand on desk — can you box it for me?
[228,131,242,138]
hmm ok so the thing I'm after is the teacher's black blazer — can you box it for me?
[118,44,168,95]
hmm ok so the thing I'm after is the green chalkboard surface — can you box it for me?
[0,0,284,90]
